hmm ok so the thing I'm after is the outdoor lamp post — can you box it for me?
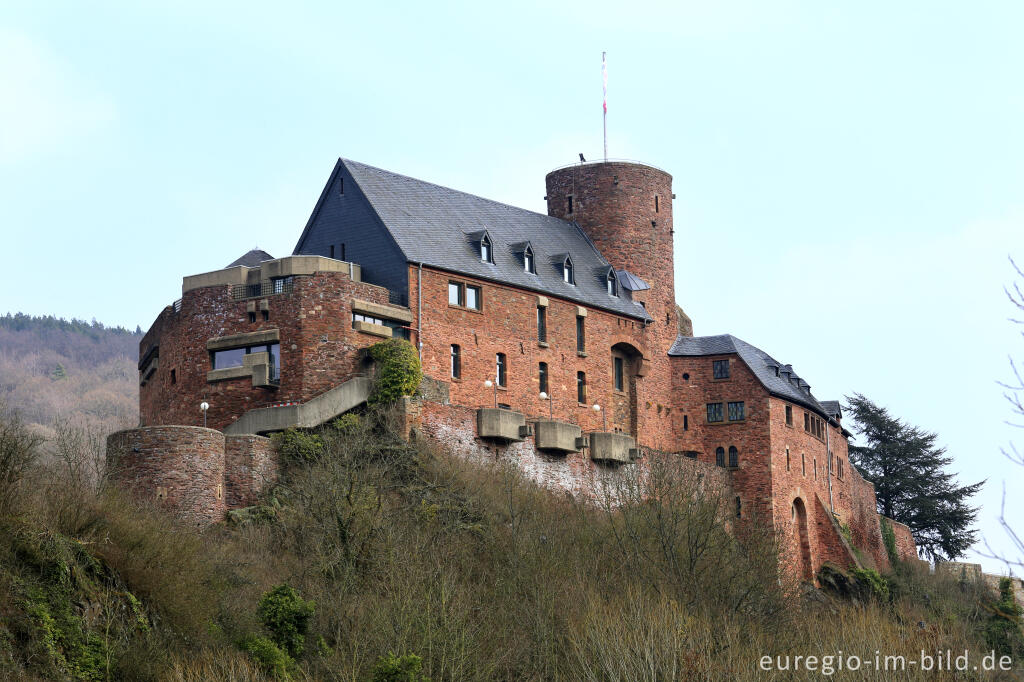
[593,403,606,431]
[540,391,553,420]
[484,379,497,408]
[200,401,210,428]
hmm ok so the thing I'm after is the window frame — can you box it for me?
[713,359,730,379]
[576,315,585,353]
[606,270,618,297]
[538,361,548,394]
[496,352,507,387]
[480,235,492,263]
[523,246,535,274]
[537,305,547,343]
[448,281,464,307]
[450,344,461,380]
[707,402,724,423]
[727,401,745,422]
[613,356,625,392]
[576,371,587,404]
[715,447,725,467]
[728,445,738,468]
[563,257,575,285]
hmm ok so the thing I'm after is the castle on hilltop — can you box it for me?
[108,158,918,581]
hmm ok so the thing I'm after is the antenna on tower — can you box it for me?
[602,51,608,162]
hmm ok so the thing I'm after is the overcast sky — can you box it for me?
[2,1,1021,573]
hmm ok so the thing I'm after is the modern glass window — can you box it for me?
[576,316,585,352]
[563,257,575,284]
[353,313,409,339]
[607,271,617,296]
[450,344,461,379]
[448,282,462,306]
[537,306,547,342]
[715,447,725,467]
[728,401,745,421]
[713,359,730,379]
[538,362,548,394]
[785,405,793,426]
[613,356,624,392]
[496,353,507,387]
[466,285,482,310]
[211,343,280,371]
[480,235,492,263]
[577,371,586,403]
[271,276,293,294]
[728,446,738,468]
[707,402,724,423]
[524,247,535,274]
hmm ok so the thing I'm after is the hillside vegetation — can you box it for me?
[1,405,1021,681]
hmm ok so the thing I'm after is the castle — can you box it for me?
[108,158,918,581]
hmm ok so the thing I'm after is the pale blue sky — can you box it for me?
[2,1,1021,572]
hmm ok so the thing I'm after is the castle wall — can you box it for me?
[224,435,277,509]
[139,268,391,432]
[107,426,226,524]
[889,518,917,561]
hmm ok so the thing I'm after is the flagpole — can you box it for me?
[602,52,608,162]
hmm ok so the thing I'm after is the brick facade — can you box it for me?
[113,158,918,580]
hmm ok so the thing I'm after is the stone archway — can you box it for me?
[610,342,643,436]
[792,497,813,581]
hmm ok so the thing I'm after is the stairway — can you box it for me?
[224,377,373,435]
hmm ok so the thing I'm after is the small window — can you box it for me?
[655,195,660,213]
[329,245,335,258]
[785,405,793,426]
[713,359,730,379]
[727,401,745,421]
[728,446,738,468]
[785,447,790,471]
[715,447,725,467]
[524,246,535,274]
[261,310,269,321]
[804,412,810,431]
[683,415,689,431]
[567,194,574,215]
[577,371,586,403]
[496,353,507,387]
[480,235,492,263]
[248,311,256,323]
[537,306,547,343]
[814,458,818,480]
[735,496,741,518]
[576,316,585,353]
[539,362,548,394]
[466,285,482,310]
[170,369,176,385]
[607,271,617,296]
[450,344,461,379]
[801,452,806,476]
[563,257,575,284]
[707,402,724,423]
[448,282,463,306]
[271,276,293,294]
[828,452,834,475]
[613,356,624,392]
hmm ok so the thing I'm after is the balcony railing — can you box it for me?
[231,278,294,301]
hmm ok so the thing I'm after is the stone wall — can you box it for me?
[107,426,227,525]
[224,434,277,509]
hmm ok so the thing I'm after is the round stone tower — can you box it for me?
[545,162,677,337]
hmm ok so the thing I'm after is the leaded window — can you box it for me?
[707,402,724,423]
[728,401,745,421]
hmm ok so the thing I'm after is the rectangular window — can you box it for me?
[707,402,724,423]
[727,401,745,421]
[466,285,481,310]
[577,371,587,403]
[271,276,293,294]
[211,343,280,371]
[576,316,585,353]
[537,306,547,343]
[261,310,269,321]
[450,344,461,379]
[814,458,818,480]
[713,359,730,379]
[613,356,624,392]
[683,415,689,431]
[448,282,463,306]
[496,353,507,387]
[785,405,793,426]
[248,311,256,323]
[786,447,790,471]
[170,369,176,385]
[804,412,810,431]
[801,452,806,476]
[539,362,548,394]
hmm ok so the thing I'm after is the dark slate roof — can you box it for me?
[226,249,274,268]
[616,269,650,291]
[819,400,842,420]
[668,334,836,421]
[341,159,651,321]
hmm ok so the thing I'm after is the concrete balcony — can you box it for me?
[589,432,638,463]
[477,408,528,441]
[533,420,582,452]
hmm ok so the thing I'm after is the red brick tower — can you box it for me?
[544,162,677,339]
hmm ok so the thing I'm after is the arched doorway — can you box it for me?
[792,498,812,581]
[610,342,642,436]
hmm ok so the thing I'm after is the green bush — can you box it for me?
[880,517,899,567]
[330,412,362,435]
[273,428,325,465]
[852,567,890,602]
[372,652,428,682]
[257,584,315,659]
[239,634,293,680]
[368,339,421,405]
[984,577,1024,658]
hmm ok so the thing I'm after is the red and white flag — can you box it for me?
[602,52,608,114]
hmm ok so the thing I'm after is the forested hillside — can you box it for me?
[0,313,140,437]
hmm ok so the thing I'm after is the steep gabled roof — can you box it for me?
[669,333,839,423]
[339,159,651,321]
[226,249,274,268]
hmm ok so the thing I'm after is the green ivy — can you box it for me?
[880,517,899,567]
[239,634,294,680]
[368,339,422,405]
[851,567,890,602]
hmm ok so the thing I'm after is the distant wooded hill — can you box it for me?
[0,313,141,437]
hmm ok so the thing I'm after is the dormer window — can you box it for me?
[606,270,618,296]
[563,256,575,284]
[523,245,535,274]
[480,235,492,263]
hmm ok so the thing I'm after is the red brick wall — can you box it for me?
[224,435,277,509]
[409,265,680,452]
[139,269,391,431]
[889,518,918,561]
[107,426,226,525]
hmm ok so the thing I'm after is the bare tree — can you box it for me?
[0,402,44,513]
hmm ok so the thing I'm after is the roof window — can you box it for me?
[524,245,535,274]
[563,256,575,285]
[606,270,617,296]
[480,234,492,263]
